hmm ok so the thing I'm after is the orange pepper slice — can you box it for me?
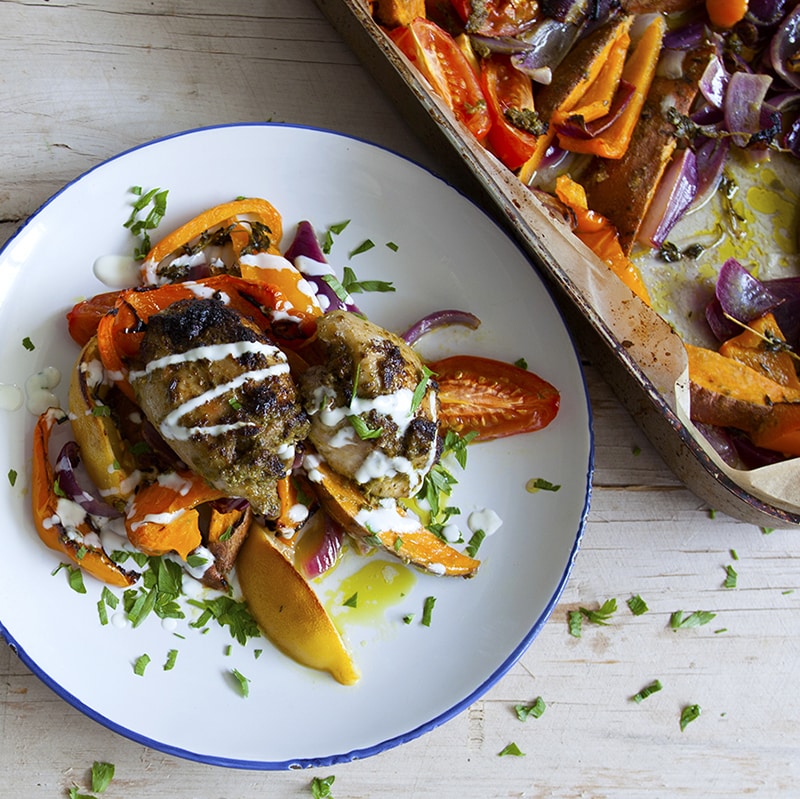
[555,174,651,306]
[140,197,283,282]
[32,408,136,587]
[557,15,665,159]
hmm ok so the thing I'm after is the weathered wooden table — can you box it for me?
[2,2,799,796]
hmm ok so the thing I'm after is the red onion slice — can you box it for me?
[637,148,697,248]
[705,258,784,341]
[724,71,773,146]
[54,441,122,518]
[300,511,344,579]
[400,309,481,345]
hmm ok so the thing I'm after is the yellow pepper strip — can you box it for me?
[32,408,136,588]
[140,197,284,282]
[125,470,226,560]
[557,15,666,159]
[555,174,651,306]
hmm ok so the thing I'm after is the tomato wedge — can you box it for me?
[389,18,491,141]
[429,355,560,440]
[480,55,543,171]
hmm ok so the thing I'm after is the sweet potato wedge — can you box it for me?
[687,343,800,433]
[307,456,480,577]
[582,41,716,253]
[718,313,800,390]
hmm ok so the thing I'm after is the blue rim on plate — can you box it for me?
[0,123,593,769]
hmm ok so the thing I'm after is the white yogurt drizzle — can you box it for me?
[131,340,290,442]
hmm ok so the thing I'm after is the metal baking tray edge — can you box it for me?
[316,0,800,529]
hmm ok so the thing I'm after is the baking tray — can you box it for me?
[315,0,800,528]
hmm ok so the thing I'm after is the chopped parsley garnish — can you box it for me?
[421,595,436,627]
[465,528,486,558]
[626,594,649,616]
[91,761,115,794]
[7,468,17,487]
[125,186,169,259]
[341,265,394,294]
[163,649,179,671]
[498,742,525,757]
[723,564,738,589]
[402,613,415,625]
[21,336,35,351]
[632,679,662,704]
[680,704,701,731]
[96,598,108,626]
[580,598,618,626]
[310,775,336,798]
[348,414,383,440]
[230,667,250,697]
[343,592,359,608]
[514,696,545,720]
[133,653,151,676]
[514,357,528,369]
[322,220,350,253]
[188,594,260,645]
[410,365,434,414]
[670,610,716,629]
[526,477,561,493]
[386,241,399,251]
[67,565,87,594]
[348,239,375,258]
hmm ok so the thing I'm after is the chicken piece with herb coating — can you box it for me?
[299,309,440,499]
[130,298,310,518]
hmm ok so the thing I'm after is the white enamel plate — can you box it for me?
[0,124,592,769]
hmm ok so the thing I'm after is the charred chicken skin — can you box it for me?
[130,298,310,518]
[299,309,440,499]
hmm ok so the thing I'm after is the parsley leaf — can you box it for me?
[723,564,738,589]
[526,477,561,493]
[627,594,649,615]
[670,610,716,629]
[343,592,359,608]
[133,653,151,676]
[499,742,525,757]
[347,414,383,440]
[631,679,662,704]
[680,703,701,731]
[230,668,250,698]
[341,265,394,294]
[514,696,546,720]
[580,598,617,626]
[465,528,486,558]
[410,365,434,414]
[21,336,35,351]
[91,761,115,794]
[311,775,336,798]
[348,239,375,258]
[7,468,17,487]
[124,186,169,259]
[421,595,436,627]
[163,649,179,671]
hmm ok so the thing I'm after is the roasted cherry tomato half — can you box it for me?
[429,355,560,440]
[480,55,542,171]
[390,18,491,141]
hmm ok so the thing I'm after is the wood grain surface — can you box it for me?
[2,2,799,797]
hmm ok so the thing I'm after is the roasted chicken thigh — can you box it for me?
[130,297,310,518]
[299,309,440,499]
